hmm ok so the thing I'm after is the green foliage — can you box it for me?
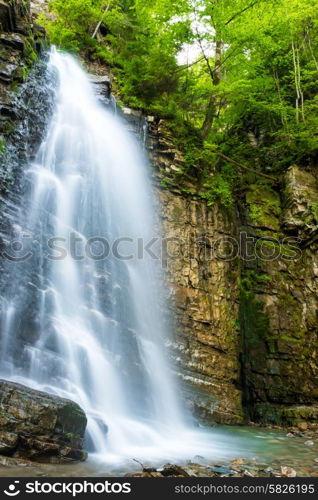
[246,184,281,228]
[39,0,318,191]
[176,141,236,208]
[308,202,318,224]
[240,271,272,294]
[39,0,103,51]
[200,174,234,208]
[24,39,39,66]
[248,205,263,225]
[160,177,174,188]
[41,0,191,112]
[0,138,6,154]
[171,0,318,174]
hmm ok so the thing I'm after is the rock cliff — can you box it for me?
[0,0,51,177]
[148,120,318,426]
[241,166,318,425]
[147,121,243,424]
[0,0,53,293]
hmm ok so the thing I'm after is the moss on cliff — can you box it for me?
[246,184,282,231]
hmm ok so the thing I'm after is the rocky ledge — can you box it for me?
[0,380,87,463]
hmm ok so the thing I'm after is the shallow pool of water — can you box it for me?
[1,425,317,477]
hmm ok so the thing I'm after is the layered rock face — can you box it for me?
[148,121,244,424]
[0,380,87,462]
[0,1,45,88]
[0,0,51,172]
[159,188,243,424]
[241,166,318,425]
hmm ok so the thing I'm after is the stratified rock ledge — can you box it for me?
[0,380,87,463]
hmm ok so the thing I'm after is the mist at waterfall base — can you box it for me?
[0,49,251,469]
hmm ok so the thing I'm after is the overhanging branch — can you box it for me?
[206,148,276,181]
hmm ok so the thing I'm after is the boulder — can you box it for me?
[89,74,111,94]
[0,379,87,463]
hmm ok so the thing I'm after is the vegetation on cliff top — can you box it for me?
[39,0,318,206]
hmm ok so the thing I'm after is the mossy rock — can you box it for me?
[252,403,318,426]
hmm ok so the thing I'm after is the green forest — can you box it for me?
[39,0,318,207]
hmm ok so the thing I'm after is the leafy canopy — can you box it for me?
[40,0,318,206]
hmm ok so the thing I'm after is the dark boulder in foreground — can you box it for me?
[0,380,87,463]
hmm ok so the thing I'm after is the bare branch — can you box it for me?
[194,24,215,81]
[132,458,145,470]
[92,1,112,39]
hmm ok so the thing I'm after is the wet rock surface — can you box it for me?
[127,457,318,478]
[0,1,54,364]
[0,380,87,463]
[0,0,51,176]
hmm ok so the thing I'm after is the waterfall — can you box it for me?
[0,49,241,466]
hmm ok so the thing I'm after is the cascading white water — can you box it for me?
[0,49,246,467]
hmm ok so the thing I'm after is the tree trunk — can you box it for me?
[201,39,222,140]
